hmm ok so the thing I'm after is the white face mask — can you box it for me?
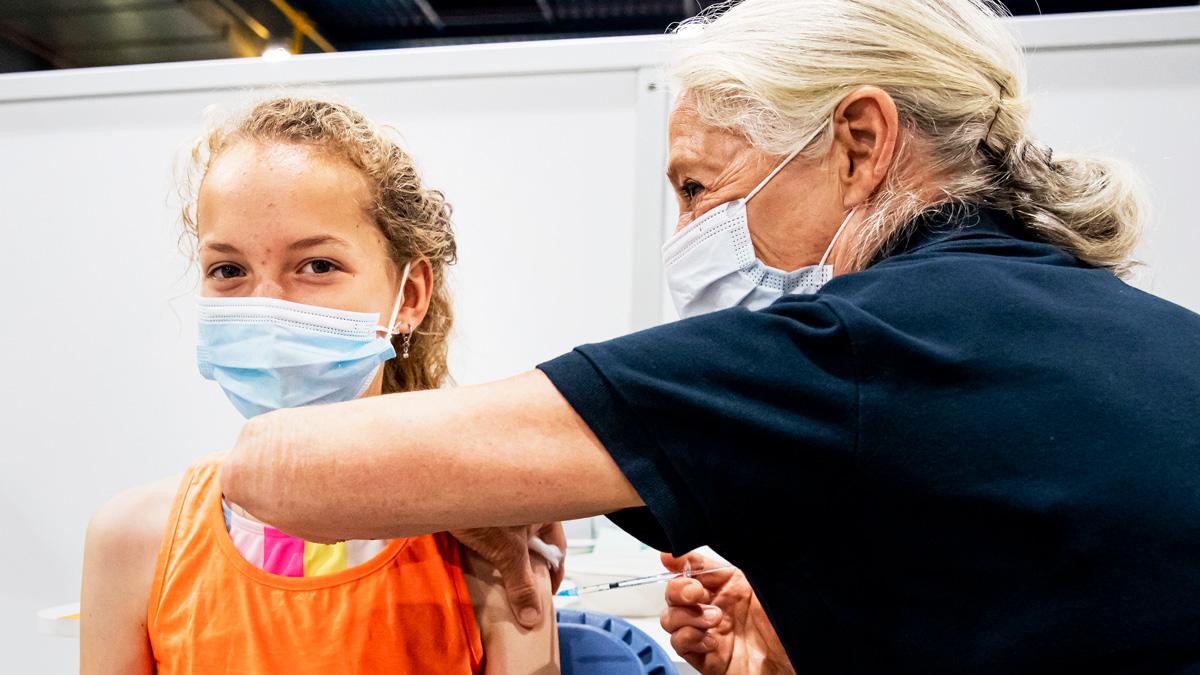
[662,124,855,319]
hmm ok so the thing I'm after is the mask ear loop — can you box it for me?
[745,144,804,203]
[745,120,828,204]
[818,208,856,268]
[378,261,412,336]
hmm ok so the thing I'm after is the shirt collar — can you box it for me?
[872,203,1027,263]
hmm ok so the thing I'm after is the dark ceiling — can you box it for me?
[0,0,1196,73]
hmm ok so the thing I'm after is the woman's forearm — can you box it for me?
[220,370,641,542]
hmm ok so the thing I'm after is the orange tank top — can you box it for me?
[147,454,484,674]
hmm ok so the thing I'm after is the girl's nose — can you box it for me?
[249,277,285,299]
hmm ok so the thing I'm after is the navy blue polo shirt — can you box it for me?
[538,205,1200,673]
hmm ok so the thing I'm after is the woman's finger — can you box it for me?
[665,577,711,606]
[669,626,715,656]
[660,603,722,633]
[452,527,545,628]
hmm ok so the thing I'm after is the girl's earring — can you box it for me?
[402,323,412,360]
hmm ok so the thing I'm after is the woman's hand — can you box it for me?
[453,522,566,628]
[659,552,794,675]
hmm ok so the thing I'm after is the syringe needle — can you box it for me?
[556,565,735,597]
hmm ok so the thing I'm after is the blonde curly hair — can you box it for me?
[180,96,457,392]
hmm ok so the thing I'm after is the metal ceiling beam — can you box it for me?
[200,0,335,54]
[411,0,445,30]
[265,0,335,51]
[207,0,272,40]
[186,0,271,57]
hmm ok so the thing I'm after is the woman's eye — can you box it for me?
[301,259,338,274]
[680,180,704,201]
[209,264,244,280]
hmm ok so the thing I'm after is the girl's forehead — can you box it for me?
[197,142,382,252]
[204,141,369,198]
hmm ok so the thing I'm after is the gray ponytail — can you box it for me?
[981,102,1146,276]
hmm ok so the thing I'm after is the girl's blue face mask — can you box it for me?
[196,263,411,419]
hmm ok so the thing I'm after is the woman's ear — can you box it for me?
[391,257,434,333]
[831,86,900,209]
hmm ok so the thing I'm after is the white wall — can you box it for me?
[1011,9,1200,311]
[0,7,1197,673]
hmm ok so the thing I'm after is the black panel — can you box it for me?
[0,35,49,72]
[0,0,1195,71]
[287,0,1199,50]
[1002,0,1197,14]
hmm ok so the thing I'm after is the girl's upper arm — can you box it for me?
[463,549,560,675]
[80,475,179,675]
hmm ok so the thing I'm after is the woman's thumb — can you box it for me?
[499,546,544,628]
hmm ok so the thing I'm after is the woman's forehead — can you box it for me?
[667,103,751,179]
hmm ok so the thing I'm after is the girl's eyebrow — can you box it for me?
[199,236,351,255]
[288,235,351,252]
[200,241,241,254]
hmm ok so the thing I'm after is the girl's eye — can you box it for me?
[301,259,338,274]
[209,264,244,280]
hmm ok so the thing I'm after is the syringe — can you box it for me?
[556,565,734,597]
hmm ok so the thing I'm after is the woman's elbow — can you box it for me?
[221,413,329,537]
[218,450,278,524]
[217,453,247,505]
[220,414,280,517]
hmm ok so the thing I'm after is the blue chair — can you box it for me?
[557,608,677,674]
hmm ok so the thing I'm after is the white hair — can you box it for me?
[670,0,1146,276]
